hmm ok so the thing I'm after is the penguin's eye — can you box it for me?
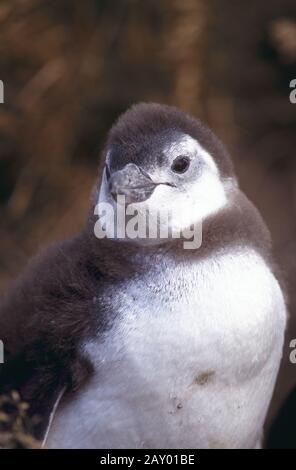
[171,156,190,174]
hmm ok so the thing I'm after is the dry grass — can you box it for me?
[0,391,41,449]
[0,0,206,292]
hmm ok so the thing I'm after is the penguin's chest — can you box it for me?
[46,250,286,448]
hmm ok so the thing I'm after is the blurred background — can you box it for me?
[0,0,295,447]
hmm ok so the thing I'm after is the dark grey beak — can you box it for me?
[108,163,156,203]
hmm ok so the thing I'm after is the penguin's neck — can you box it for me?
[95,239,178,280]
[85,189,269,281]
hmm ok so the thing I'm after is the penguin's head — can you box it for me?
[96,103,237,246]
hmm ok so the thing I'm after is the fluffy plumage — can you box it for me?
[0,103,287,447]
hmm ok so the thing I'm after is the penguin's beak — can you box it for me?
[108,163,157,203]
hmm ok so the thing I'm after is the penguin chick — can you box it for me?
[0,103,287,449]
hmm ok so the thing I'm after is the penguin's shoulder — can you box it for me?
[200,189,272,263]
[1,234,103,349]
[0,233,106,435]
